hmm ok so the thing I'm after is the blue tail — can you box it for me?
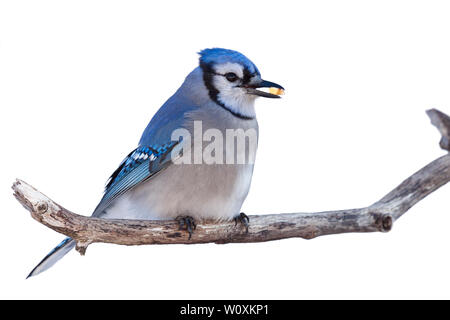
[27,237,75,278]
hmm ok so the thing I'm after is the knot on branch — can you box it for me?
[373,213,393,232]
[37,202,48,214]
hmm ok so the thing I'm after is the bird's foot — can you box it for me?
[234,212,250,233]
[176,215,197,240]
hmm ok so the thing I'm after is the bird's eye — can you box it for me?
[225,72,238,82]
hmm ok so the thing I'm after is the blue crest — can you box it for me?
[198,48,260,75]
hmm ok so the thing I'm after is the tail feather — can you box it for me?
[27,237,75,278]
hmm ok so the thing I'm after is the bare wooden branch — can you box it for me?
[427,108,450,151]
[12,109,450,255]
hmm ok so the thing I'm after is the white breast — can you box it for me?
[103,162,255,221]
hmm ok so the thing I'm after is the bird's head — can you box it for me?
[198,48,284,119]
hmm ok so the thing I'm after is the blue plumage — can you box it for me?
[93,141,179,217]
[26,237,75,279]
[106,145,169,190]
[199,48,260,76]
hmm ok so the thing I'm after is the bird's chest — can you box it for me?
[170,162,255,220]
[114,112,259,221]
[186,107,259,165]
[127,161,255,221]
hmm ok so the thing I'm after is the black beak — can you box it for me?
[243,80,285,98]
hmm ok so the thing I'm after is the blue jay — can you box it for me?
[27,48,284,278]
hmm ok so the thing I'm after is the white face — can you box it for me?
[212,62,261,119]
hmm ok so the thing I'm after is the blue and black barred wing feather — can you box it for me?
[92,141,180,217]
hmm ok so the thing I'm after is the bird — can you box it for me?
[27,48,284,278]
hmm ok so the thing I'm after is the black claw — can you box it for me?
[234,212,250,233]
[176,216,196,240]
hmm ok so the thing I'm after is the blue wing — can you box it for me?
[92,141,179,217]
[92,79,198,217]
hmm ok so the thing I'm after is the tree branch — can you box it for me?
[12,109,450,255]
[427,108,450,151]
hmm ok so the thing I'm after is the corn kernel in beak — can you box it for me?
[269,87,285,96]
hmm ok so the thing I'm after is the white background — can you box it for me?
[1,0,449,299]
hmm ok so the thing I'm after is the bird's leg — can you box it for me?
[175,215,197,240]
[233,212,250,233]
